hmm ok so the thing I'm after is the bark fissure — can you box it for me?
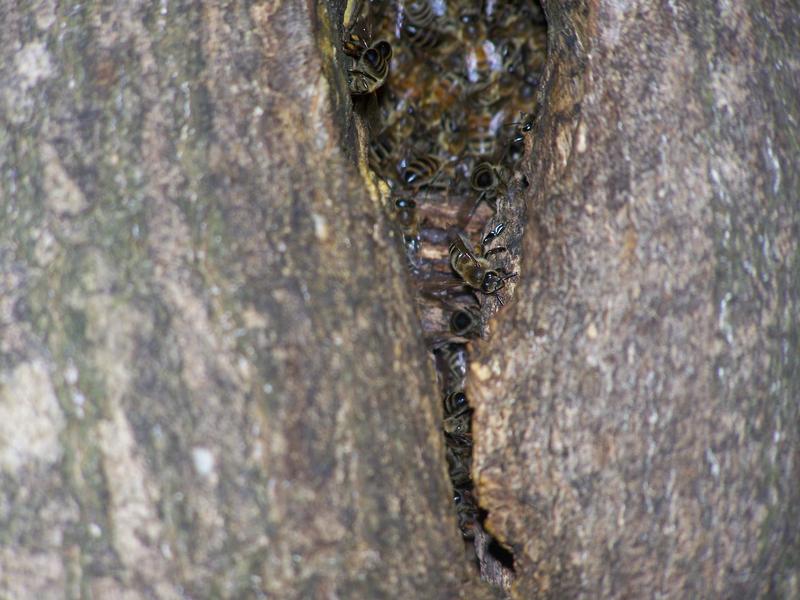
[1,0,797,597]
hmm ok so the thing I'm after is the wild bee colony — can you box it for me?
[342,0,546,581]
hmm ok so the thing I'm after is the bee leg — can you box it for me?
[488,271,518,306]
[457,191,486,229]
[482,222,506,245]
[483,246,508,258]
[342,37,364,58]
[498,271,518,283]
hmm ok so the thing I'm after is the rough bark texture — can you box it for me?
[2,0,798,598]
[0,0,484,597]
[472,0,800,598]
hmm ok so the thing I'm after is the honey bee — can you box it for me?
[439,342,468,389]
[444,390,469,417]
[443,405,471,437]
[504,115,532,165]
[464,107,504,158]
[453,488,479,538]
[494,39,524,89]
[348,40,393,95]
[446,445,472,487]
[459,161,507,222]
[400,154,450,190]
[519,71,542,102]
[449,231,516,302]
[401,0,443,49]
[435,109,467,157]
[444,418,472,453]
[368,129,398,177]
[523,33,548,70]
[470,161,505,199]
[428,70,466,109]
[443,388,471,441]
[342,30,369,58]
[455,3,486,41]
[463,39,499,95]
[391,197,419,238]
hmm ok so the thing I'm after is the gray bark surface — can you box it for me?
[471,0,800,597]
[0,0,478,597]
[1,0,798,598]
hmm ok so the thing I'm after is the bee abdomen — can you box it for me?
[400,154,446,189]
[402,0,441,49]
[444,391,470,417]
[348,41,393,95]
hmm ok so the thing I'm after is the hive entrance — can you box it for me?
[342,0,547,589]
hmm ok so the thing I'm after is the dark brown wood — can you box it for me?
[470,0,800,597]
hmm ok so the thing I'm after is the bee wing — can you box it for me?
[451,233,482,267]
[344,0,370,35]
[455,194,483,230]
[416,272,468,296]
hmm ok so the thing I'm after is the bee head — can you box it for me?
[395,198,415,209]
[443,412,471,435]
[481,270,505,293]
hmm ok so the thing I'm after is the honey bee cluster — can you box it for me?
[342,0,545,568]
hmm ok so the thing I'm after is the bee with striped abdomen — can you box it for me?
[456,161,507,225]
[369,129,398,178]
[437,109,466,157]
[439,342,468,390]
[400,154,451,191]
[444,390,469,416]
[348,40,393,95]
[449,231,516,303]
[401,0,444,49]
[464,106,504,158]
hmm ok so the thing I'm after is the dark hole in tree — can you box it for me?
[487,537,516,571]
[340,0,547,589]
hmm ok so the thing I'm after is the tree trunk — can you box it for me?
[1,0,797,599]
[0,0,483,597]
[472,0,800,597]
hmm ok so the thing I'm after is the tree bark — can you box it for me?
[472,0,800,597]
[0,0,485,597]
[1,0,798,598]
